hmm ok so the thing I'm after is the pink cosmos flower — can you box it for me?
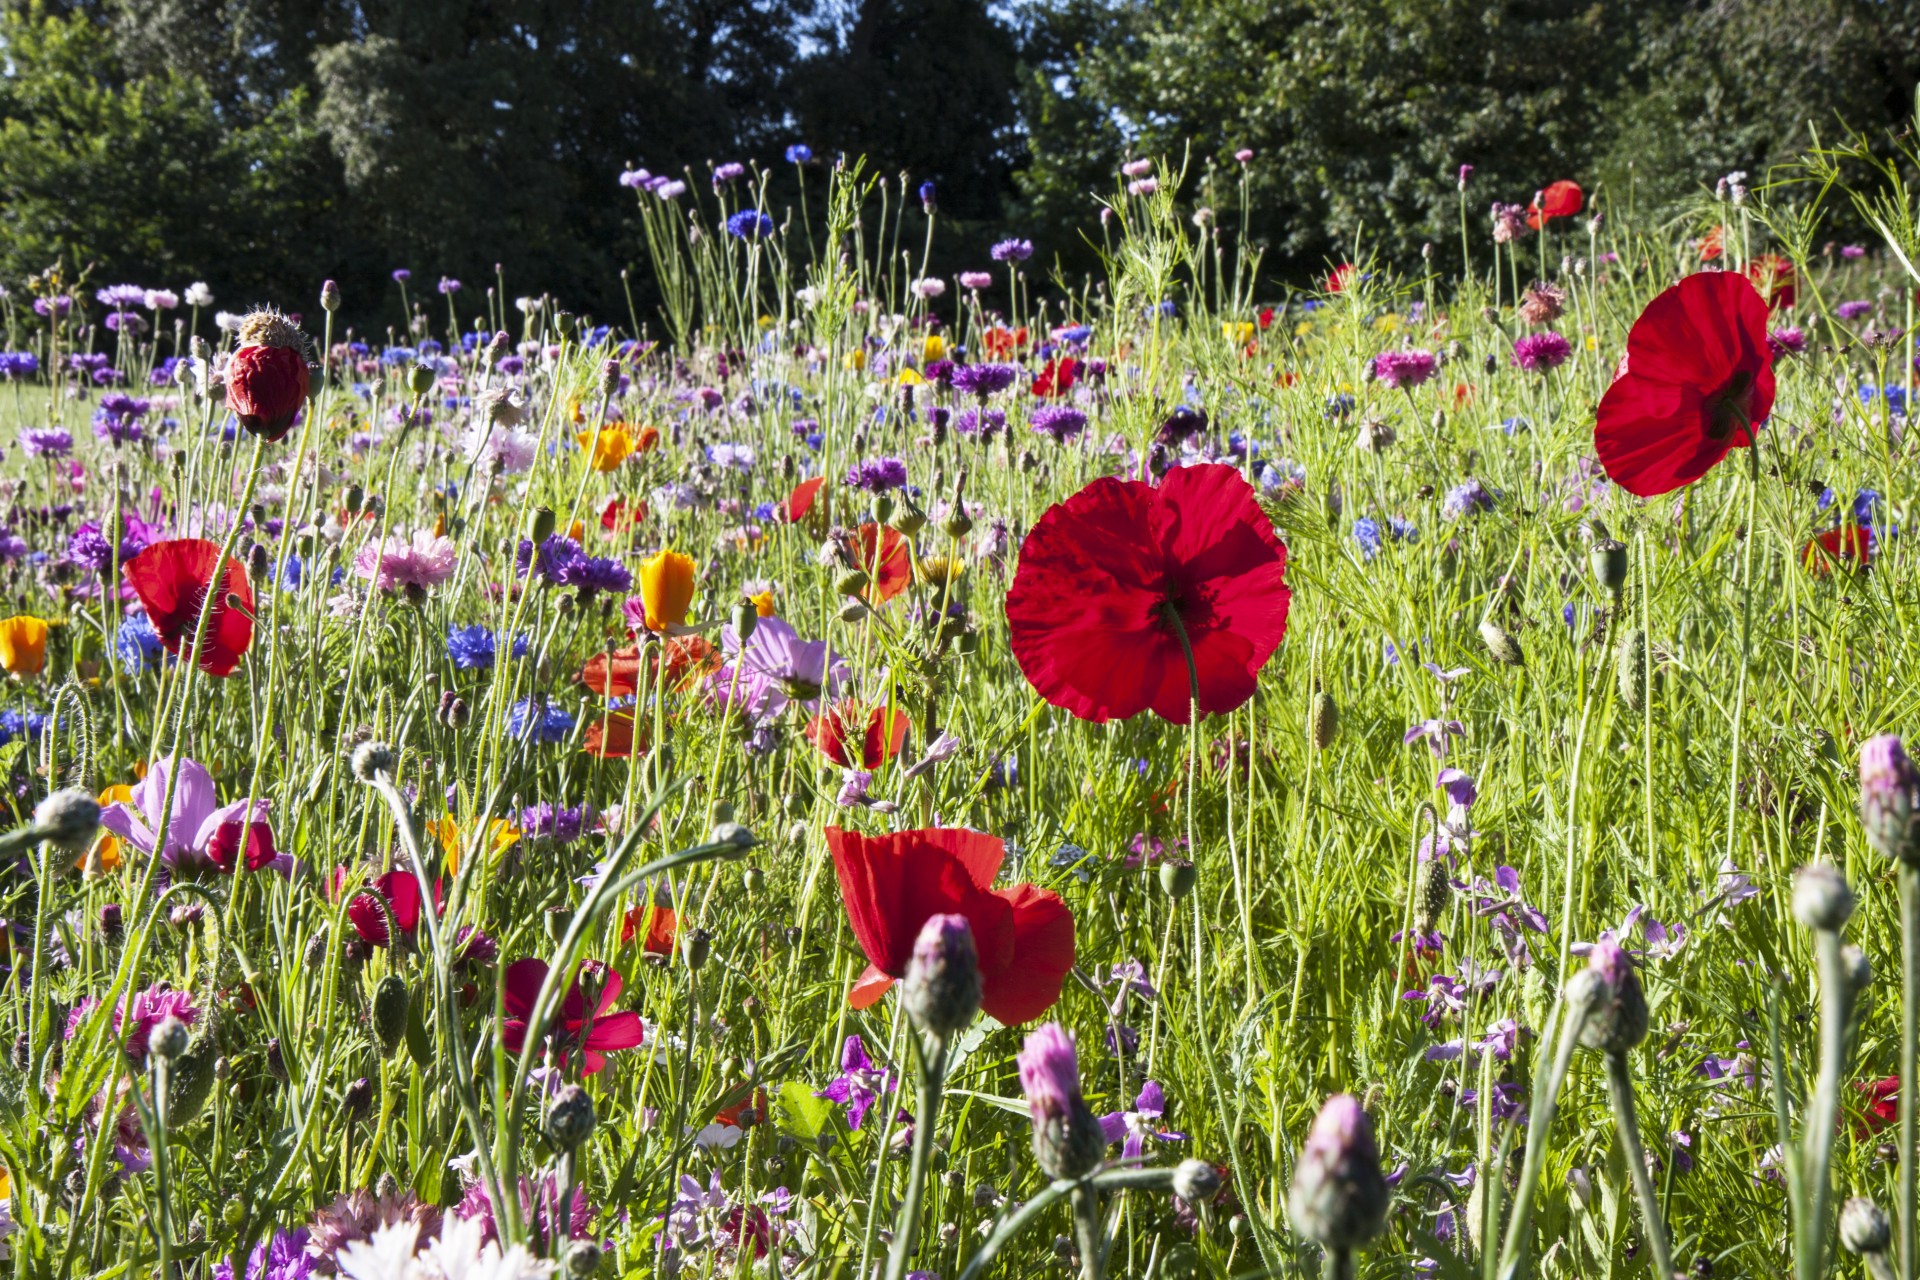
[99,754,280,874]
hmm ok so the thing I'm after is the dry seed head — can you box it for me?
[236,308,308,354]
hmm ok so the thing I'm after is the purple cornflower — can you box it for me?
[1441,479,1495,519]
[1099,1080,1186,1158]
[954,408,1005,437]
[713,161,747,184]
[1372,349,1437,389]
[517,802,593,846]
[725,210,775,239]
[438,277,462,295]
[18,427,72,458]
[845,456,908,491]
[1030,405,1088,442]
[990,239,1034,263]
[95,284,146,308]
[1837,300,1873,321]
[949,363,1021,398]
[816,1034,892,1130]
[1768,327,1807,357]
[392,269,411,283]
[211,1226,313,1280]
[1512,332,1572,372]
[0,352,39,379]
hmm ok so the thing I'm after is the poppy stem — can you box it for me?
[1901,863,1919,1280]
[1603,1049,1675,1280]
[883,1031,950,1280]
[1799,926,1856,1280]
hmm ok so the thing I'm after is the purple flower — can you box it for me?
[1404,718,1467,758]
[438,277,462,295]
[949,363,1021,398]
[96,284,147,308]
[1436,767,1476,808]
[706,616,848,720]
[1838,300,1873,321]
[845,456,908,491]
[517,802,594,846]
[1512,331,1572,372]
[67,983,198,1064]
[1441,479,1495,519]
[211,1227,313,1280]
[990,239,1034,263]
[391,269,411,283]
[713,161,748,184]
[817,1034,892,1129]
[1030,405,1089,442]
[1768,327,1807,357]
[953,408,1005,437]
[19,427,72,458]
[958,271,994,290]
[1372,349,1437,389]
[1098,1079,1186,1159]
[98,755,277,876]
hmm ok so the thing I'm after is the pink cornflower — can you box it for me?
[1512,332,1572,372]
[353,529,458,594]
[1372,349,1437,390]
[66,983,198,1063]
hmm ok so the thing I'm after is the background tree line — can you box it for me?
[0,0,1915,331]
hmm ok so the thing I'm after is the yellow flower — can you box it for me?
[747,588,776,618]
[1294,321,1314,337]
[430,814,520,877]
[1373,314,1402,333]
[844,349,867,371]
[639,549,697,631]
[568,520,586,544]
[82,782,133,875]
[1222,321,1255,344]
[897,368,924,387]
[1585,335,1599,351]
[577,424,637,473]
[923,335,947,363]
[0,615,48,678]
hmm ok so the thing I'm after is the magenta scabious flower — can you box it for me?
[957,271,994,290]
[453,1171,591,1246]
[1512,331,1572,372]
[990,239,1033,263]
[1372,349,1436,390]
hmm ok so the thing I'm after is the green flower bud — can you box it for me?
[371,974,410,1057]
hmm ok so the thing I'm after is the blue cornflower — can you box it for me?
[116,615,164,674]
[725,210,775,240]
[1352,518,1382,561]
[1442,480,1496,520]
[507,698,575,744]
[786,144,813,164]
[447,625,497,670]
[1325,394,1355,419]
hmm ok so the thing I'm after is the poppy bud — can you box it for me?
[1017,1024,1105,1179]
[1172,1159,1221,1204]
[902,913,982,1038]
[350,740,395,783]
[1842,1196,1893,1256]
[229,311,311,442]
[1159,858,1197,898]
[342,1075,374,1122]
[1575,939,1648,1054]
[834,569,870,597]
[545,1082,597,1149]
[168,1032,218,1125]
[712,821,756,851]
[320,280,342,313]
[344,484,364,515]
[1478,619,1523,667]
[148,1015,190,1064]
[1844,944,1873,994]
[1411,859,1451,935]
[33,787,100,854]
[408,364,437,397]
[1860,736,1920,865]
[1309,690,1339,749]
[838,599,871,624]
[1616,628,1647,710]
[681,928,712,969]
[371,974,410,1057]
[1791,863,1855,931]
[1287,1094,1390,1251]
[1590,538,1628,596]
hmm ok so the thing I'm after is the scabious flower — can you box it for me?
[352,529,458,595]
[1372,349,1437,390]
[845,456,908,491]
[990,239,1034,262]
[1512,332,1572,372]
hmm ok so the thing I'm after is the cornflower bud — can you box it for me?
[350,740,394,783]
[1860,735,1920,865]
[342,1076,374,1122]
[1791,863,1855,931]
[1576,939,1649,1054]
[1286,1094,1390,1250]
[902,913,981,1038]
[545,1082,597,1149]
[1017,1024,1105,1180]
[320,280,342,313]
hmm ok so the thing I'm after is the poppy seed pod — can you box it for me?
[1309,690,1339,750]
[681,928,712,970]
[730,599,759,642]
[902,912,982,1038]
[33,788,101,854]
[1590,538,1629,596]
[407,363,437,397]
[1576,939,1649,1054]
[531,507,558,545]
[1791,863,1855,932]
[1287,1094,1390,1251]
[1616,628,1648,710]
[371,974,410,1057]
[1841,1196,1893,1256]
[1017,1024,1105,1180]
[1159,857,1197,898]
[1478,619,1524,667]
[1860,735,1920,865]
[545,1082,597,1149]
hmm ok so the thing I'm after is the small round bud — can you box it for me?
[1861,735,1920,865]
[407,364,437,396]
[1159,858,1197,899]
[33,788,101,854]
[1577,939,1649,1053]
[350,740,395,782]
[545,1083,598,1149]
[374,1171,400,1201]
[1792,863,1855,931]
[837,598,871,624]
[1287,1094,1389,1250]
[222,1198,245,1229]
[531,507,558,545]
[565,1239,603,1276]
[342,1076,374,1121]
[320,280,343,313]
[834,569,870,597]
[147,1016,190,1064]
[344,484,365,515]
[1590,538,1629,595]
[1843,944,1874,994]
[445,697,470,729]
[681,928,712,970]
[711,822,756,851]
[1842,1196,1893,1255]
[1172,1159,1221,1204]
[902,913,982,1038]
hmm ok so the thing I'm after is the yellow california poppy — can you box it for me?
[747,588,776,618]
[577,424,637,472]
[429,814,520,877]
[897,368,924,387]
[0,616,49,678]
[922,335,947,363]
[639,549,697,631]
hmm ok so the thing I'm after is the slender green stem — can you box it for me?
[1799,928,1853,1280]
[1901,864,1918,1280]
[884,1034,949,1280]
[1603,1050,1674,1280]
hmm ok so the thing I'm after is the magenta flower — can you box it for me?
[1372,349,1436,390]
[1098,1079,1186,1159]
[67,983,197,1063]
[1512,331,1572,372]
[816,1034,893,1130]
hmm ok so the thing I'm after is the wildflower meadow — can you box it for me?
[8,118,1920,1280]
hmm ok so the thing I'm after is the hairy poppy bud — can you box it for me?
[1616,628,1647,710]
[1309,690,1339,750]
[1018,1024,1104,1180]
[837,598,871,624]
[1842,1196,1893,1256]
[266,1036,288,1082]
[1287,1094,1390,1250]
[545,1082,597,1149]
[350,740,394,783]
[1479,619,1523,667]
[1590,537,1628,596]
[1792,863,1855,931]
[1843,944,1873,994]
[33,787,100,854]
[148,1015,190,1064]
[1576,939,1648,1054]
[1172,1159,1221,1204]
[371,974,410,1057]
[834,569,870,597]
[167,1032,218,1126]
[1861,735,1920,865]
[902,913,982,1038]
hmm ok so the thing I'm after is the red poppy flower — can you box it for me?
[849,523,911,603]
[1857,1076,1900,1134]
[1593,271,1775,498]
[1326,263,1357,294]
[342,870,439,948]
[785,477,826,524]
[1032,357,1078,398]
[1804,524,1871,574]
[206,816,278,873]
[1257,306,1276,330]
[827,826,1074,1025]
[584,711,643,758]
[1698,224,1726,261]
[227,344,310,442]
[584,636,714,695]
[981,326,1029,356]
[1006,462,1291,724]
[601,496,648,534]
[1746,254,1797,311]
[1525,180,1584,229]
[124,539,255,677]
[621,893,676,958]
[807,703,909,769]
[501,958,644,1075]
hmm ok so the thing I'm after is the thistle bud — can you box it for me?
[1479,619,1524,667]
[320,280,342,313]
[545,1082,597,1149]
[1286,1094,1390,1250]
[1017,1024,1105,1180]
[1590,538,1628,596]
[889,495,928,535]
[902,913,982,1038]
[445,697,470,729]
[1575,939,1648,1054]
[98,902,123,943]
[371,974,410,1057]
[147,1015,190,1064]
[33,788,101,854]
[1860,735,1920,865]
[1616,629,1647,711]
[1842,1196,1893,1256]
[1308,690,1339,750]
[1791,863,1855,931]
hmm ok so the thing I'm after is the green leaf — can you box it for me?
[775,1080,833,1142]
[405,990,433,1069]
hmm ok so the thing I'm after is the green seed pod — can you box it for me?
[371,975,410,1058]
[682,928,712,970]
[730,599,760,642]
[545,1083,597,1149]
[1615,628,1647,711]
[1308,690,1339,750]
[834,569,870,597]
[1590,537,1629,596]
[1478,619,1523,667]
[1159,858,1197,899]
[872,493,896,525]
[530,506,557,545]
[837,598,871,624]
[889,496,928,535]
[943,511,974,539]
[222,1199,246,1229]
[408,363,437,397]
[344,484,365,516]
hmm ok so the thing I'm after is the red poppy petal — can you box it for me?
[862,706,910,769]
[502,958,548,1019]
[347,894,388,946]
[124,539,254,677]
[980,883,1075,1025]
[583,1010,644,1051]
[825,827,976,975]
[786,477,825,523]
[915,827,1007,891]
[849,965,895,1010]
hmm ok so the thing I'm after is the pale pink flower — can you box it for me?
[353,529,458,594]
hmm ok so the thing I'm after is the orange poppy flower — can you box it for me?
[806,703,909,770]
[1804,524,1871,575]
[584,711,644,758]
[849,523,912,602]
